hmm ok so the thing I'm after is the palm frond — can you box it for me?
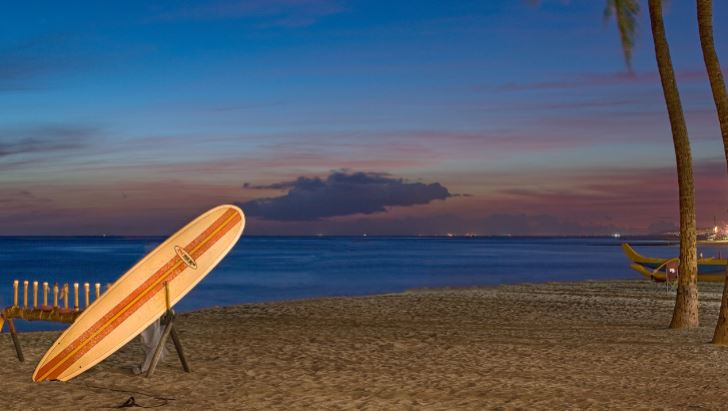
[604,0,640,71]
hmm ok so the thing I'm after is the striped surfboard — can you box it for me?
[33,205,245,382]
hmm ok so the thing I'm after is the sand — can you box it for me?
[3,280,728,410]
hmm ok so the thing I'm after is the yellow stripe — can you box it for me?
[37,211,239,381]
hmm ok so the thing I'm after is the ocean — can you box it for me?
[0,236,699,331]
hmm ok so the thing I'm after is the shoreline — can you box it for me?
[13,278,643,334]
[3,280,728,409]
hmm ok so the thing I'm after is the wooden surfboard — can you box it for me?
[33,205,245,382]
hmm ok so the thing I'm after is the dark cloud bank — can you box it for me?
[240,171,451,221]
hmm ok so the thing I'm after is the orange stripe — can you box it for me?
[37,209,240,381]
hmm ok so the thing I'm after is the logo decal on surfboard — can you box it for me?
[174,245,198,269]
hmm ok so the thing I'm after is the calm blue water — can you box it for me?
[0,236,702,331]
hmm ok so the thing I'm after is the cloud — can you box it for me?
[478,158,728,234]
[243,180,298,190]
[240,171,452,220]
[0,125,95,158]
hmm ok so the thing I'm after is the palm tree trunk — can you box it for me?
[696,0,728,342]
[648,0,699,328]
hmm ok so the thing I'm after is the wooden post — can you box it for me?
[146,317,173,378]
[170,327,190,373]
[13,280,18,307]
[164,282,171,310]
[43,282,49,307]
[95,283,101,300]
[84,283,90,307]
[33,281,38,309]
[73,283,79,311]
[7,319,24,362]
[23,281,28,309]
[53,283,59,308]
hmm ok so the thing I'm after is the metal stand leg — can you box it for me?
[7,319,24,362]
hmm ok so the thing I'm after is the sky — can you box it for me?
[1,0,728,236]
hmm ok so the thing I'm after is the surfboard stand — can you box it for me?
[145,282,190,378]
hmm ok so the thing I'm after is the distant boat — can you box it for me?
[622,243,727,282]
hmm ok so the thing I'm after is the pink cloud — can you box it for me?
[482,159,728,232]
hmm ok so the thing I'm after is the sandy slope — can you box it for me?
[2,280,728,410]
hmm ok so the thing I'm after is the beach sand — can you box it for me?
[3,280,728,410]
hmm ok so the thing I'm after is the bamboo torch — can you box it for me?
[63,283,69,310]
[73,283,79,311]
[43,281,49,307]
[13,280,18,307]
[33,281,38,309]
[23,280,28,309]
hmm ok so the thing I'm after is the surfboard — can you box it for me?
[33,204,245,382]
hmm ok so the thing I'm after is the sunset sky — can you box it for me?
[1,0,728,236]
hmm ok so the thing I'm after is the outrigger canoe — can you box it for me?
[622,243,727,282]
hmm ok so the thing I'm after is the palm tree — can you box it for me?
[601,0,700,328]
[532,0,700,328]
[603,0,699,328]
[695,0,728,342]
[648,0,699,328]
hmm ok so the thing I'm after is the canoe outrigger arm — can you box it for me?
[628,257,679,283]
[622,243,728,282]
